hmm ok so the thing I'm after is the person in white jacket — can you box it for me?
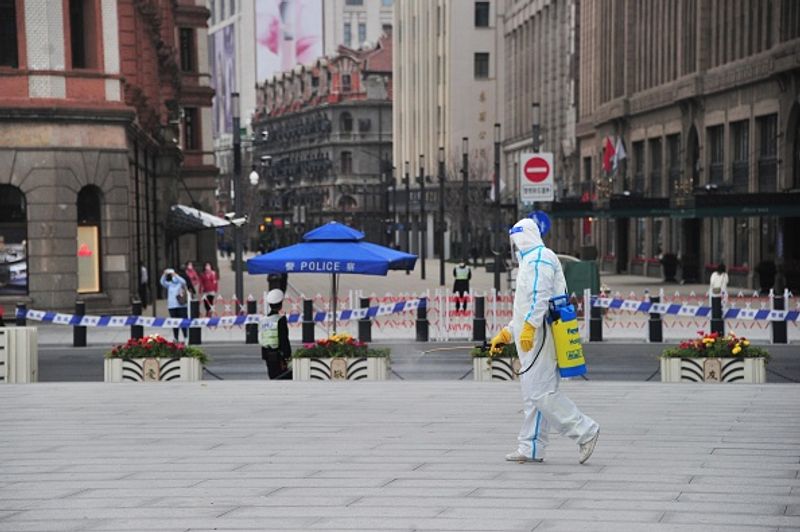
[490,217,599,464]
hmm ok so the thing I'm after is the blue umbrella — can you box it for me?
[247,221,417,331]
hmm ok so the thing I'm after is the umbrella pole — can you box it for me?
[331,273,337,333]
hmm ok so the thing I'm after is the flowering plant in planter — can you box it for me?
[470,342,518,359]
[661,331,769,361]
[105,335,209,365]
[293,332,390,359]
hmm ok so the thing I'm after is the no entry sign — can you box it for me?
[519,152,554,202]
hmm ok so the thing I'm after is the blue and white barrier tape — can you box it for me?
[16,298,425,329]
[592,297,800,322]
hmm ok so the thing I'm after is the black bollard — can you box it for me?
[589,294,603,342]
[245,299,257,344]
[710,295,725,335]
[416,298,429,342]
[15,302,26,326]
[648,294,663,343]
[189,299,202,345]
[773,290,787,344]
[358,297,372,343]
[472,295,486,342]
[131,299,143,340]
[302,299,314,344]
[73,300,87,347]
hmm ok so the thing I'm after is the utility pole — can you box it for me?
[438,147,445,286]
[530,102,541,217]
[461,137,469,263]
[232,92,243,307]
[493,123,501,293]
[418,154,426,280]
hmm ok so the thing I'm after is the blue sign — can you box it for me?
[527,210,551,237]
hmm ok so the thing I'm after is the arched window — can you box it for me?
[0,185,27,295]
[77,186,102,293]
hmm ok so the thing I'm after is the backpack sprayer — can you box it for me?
[547,295,587,378]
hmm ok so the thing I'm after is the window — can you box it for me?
[77,186,102,294]
[358,22,366,45]
[734,218,749,266]
[632,141,644,194]
[475,2,490,27]
[731,120,749,192]
[667,134,681,192]
[183,108,199,150]
[649,138,662,196]
[708,125,724,185]
[340,112,353,133]
[68,0,100,69]
[0,185,27,295]
[757,114,777,192]
[341,151,353,174]
[344,22,352,47]
[179,28,195,72]
[346,0,363,5]
[474,52,489,79]
[0,0,19,68]
[382,0,393,6]
[229,0,235,16]
[341,74,351,92]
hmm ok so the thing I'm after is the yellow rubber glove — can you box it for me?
[519,322,537,352]
[489,327,512,354]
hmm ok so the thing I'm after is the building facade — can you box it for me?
[323,0,394,54]
[501,0,579,252]
[251,35,392,245]
[559,0,800,291]
[393,0,505,260]
[0,0,216,312]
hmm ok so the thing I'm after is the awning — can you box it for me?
[167,204,230,234]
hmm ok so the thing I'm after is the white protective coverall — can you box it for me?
[508,218,598,461]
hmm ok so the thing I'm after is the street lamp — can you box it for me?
[493,123,501,293]
[461,137,469,263]
[231,92,243,307]
[404,160,410,254]
[438,146,445,286]
[418,154,426,280]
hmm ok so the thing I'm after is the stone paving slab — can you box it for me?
[0,381,799,532]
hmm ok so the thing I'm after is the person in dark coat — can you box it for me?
[259,289,292,379]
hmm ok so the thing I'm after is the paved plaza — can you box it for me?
[1,381,799,531]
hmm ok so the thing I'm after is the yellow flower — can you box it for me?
[742,340,750,346]
[732,346,742,355]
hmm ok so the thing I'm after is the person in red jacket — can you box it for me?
[199,261,219,316]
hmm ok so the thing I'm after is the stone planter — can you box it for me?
[293,357,390,380]
[0,327,38,383]
[104,357,203,382]
[660,357,766,383]
[473,357,520,381]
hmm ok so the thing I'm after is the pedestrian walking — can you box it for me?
[184,261,201,295]
[160,268,189,342]
[489,217,599,464]
[452,261,471,312]
[709,263,729,297]
[259,289,292,379]
[200,261,218,316]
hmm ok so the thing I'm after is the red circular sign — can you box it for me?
[523,156,551,183]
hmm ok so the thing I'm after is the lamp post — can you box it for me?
[404,160,410,254]
[418,154,426,280]
[438,147,445,286]
[231,92,243,307]
[461,137,469,263]
[390,166,397,247]
[493,123,501,293]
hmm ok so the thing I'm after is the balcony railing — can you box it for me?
[709,163,724,185]
[649,171,662,197]
[731,161,749,193]
[631,174,645,195]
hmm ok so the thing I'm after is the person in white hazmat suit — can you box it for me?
[490,217,599,463]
